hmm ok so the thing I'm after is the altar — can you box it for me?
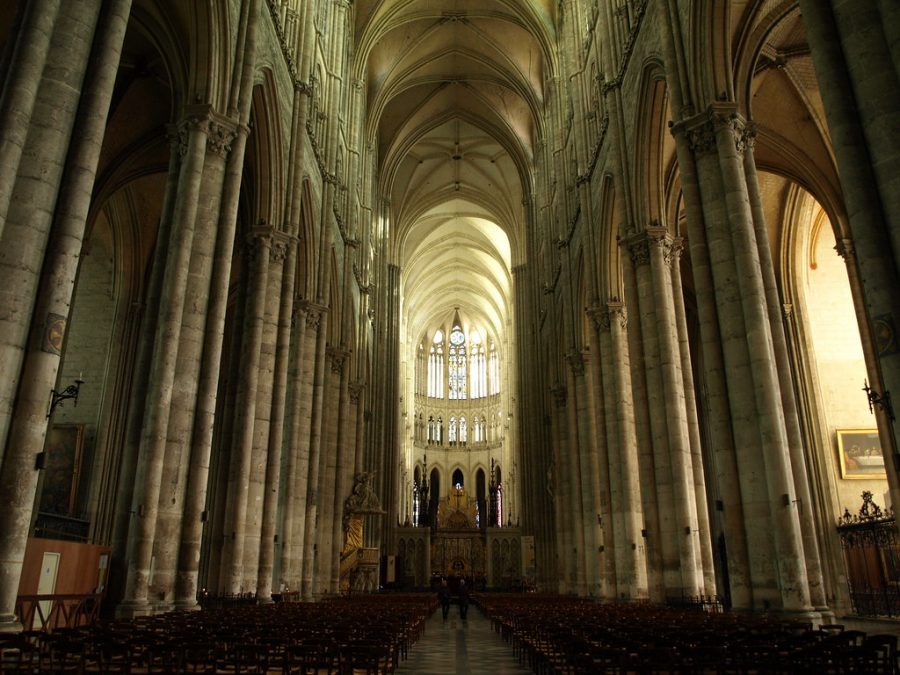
[431,487,486,580]
[395,485,521,588]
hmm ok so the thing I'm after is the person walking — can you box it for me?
[438,579,451,620]
[458,579,470,620]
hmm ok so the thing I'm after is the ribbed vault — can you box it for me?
[356,0,555,366]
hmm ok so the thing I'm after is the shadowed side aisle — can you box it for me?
[396,605,531,675]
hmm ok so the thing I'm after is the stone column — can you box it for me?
[711,107,811,613]
[300,305,330,599]
[240,236,287,593]
[549,384,572,593]
[109,129,180,607]
[583,328,616,599]
[562,355,588,595]
[800,0,900,511]
[282,304,319,591]
[678,110,777,609]
[277,302,308,591]
[118,110,210,616]
[647,228,702,598]
[174,0,262,602]
[673,104,811,612]
[0,0,131,631]
[0,0,62,243]
[669,117,753,610]
[217,226,272,594]
[257,237,296,601]
[571,349,602,596]
[329,348,352,592]
[669,240,716,596]
[744,132,827,611]
[173,122,254,609]
[152,113,235,610]
[626,234,677,598]
[313,345,342,595]
[597,303,649,600]
[0,0,102,469]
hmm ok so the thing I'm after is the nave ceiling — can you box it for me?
[354,0,556,345]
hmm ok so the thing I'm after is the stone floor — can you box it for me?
[395,606,531,675]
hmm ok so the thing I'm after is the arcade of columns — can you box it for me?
[0,0,897,633]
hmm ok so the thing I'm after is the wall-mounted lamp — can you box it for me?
[48,374,84,417]
[863,379,895,421]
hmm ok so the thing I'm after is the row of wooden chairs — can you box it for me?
[0,594,436,674]
[476,593,899,674]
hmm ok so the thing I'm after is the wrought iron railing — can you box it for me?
[837,491,900,616]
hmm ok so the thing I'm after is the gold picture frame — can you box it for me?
[837,428,885,480]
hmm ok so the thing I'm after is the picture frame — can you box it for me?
[40,424,85,515]
[837,428,885,480]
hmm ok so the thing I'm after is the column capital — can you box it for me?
[607,300,628,330]
[565,349,585,376]
[299,300,329,329]
[176,104,239,158]
[835,237,856,260]
[326,345,351,374]
[586,303,610,333]
[626,234,651,267]
[349,381,366,404]
[669,237,685,268]
[672,102,750,157]
[245,221,274,262]
[206,117,238,158]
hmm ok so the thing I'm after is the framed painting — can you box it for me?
[39,424,85,515]
[837,429,885,480]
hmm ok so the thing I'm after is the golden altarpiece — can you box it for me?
[395,485,522,589]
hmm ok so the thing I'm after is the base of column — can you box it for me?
[774,607,822,623]
[115,599,154,619]
[256,594,274,605]
[0,614,23,633]
[172,600,202,612]
[814,607,836,625]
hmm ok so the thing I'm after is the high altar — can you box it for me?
[396,486,523,588]
[431,487,486,579]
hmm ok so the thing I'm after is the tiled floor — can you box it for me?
[396,606,532,675]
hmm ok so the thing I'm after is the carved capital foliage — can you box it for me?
[327,345,351,374]
[685,119,717,156]
[566,350,585,376]
[586,304,610,333]
[628,237,651,267]
[270,239,288,263]
[206,119,237,158]
[669,237,685,267]
[166,123,186,158]
[300,300,328,330]
[349,381,365,404]
[835,237,856,260]
[738,121,757,154]
[607,301,628,330]
[709,106,749,156]
[646,226,679,266]
[246,223,274,263]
